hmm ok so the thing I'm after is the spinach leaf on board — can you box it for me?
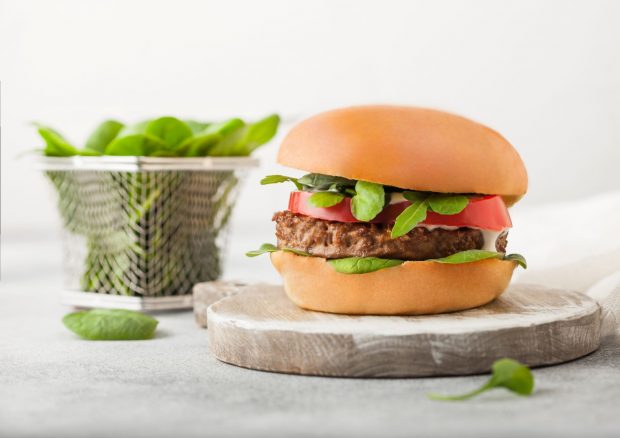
[84,120,124,154]
[428,358,534,401]
[327,257,404,274]
[63,309,158,341]
[350,181,385,221]
[145,117,193,148]
[308,192,345,208]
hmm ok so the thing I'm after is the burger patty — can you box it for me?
[273,210,508,261]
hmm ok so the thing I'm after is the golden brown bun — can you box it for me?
[271,251,516,315]
[278,105,527,206]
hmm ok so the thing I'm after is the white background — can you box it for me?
[1,0,619,281]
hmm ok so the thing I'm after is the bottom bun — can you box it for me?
[270,251,516,315]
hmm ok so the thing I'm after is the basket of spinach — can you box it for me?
[36,114,279,302]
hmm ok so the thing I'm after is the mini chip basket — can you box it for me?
[37,156,257,310]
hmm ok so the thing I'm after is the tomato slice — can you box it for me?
[288,191,512,231]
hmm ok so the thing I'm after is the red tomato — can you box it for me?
[288,191,512,230]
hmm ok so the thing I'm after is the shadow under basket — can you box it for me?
[36,156,258,310]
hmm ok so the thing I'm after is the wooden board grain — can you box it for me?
[206,283,601,377]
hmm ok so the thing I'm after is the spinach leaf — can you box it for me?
[117,120,149,137]
[504,253,528,269]
[203,118,245,136]
[145,116,193,148]
[427,193,469,215]
[327,257,404,274]
[84,120,124,153]
[297,173,356,191]
[63,309,158,340]
[104,134,167,156]
[209,115,279,156]
[432,250,528,269]
[429,358,534,401]
[432,249,502,264]
[308,192,345,207]
[185,120,210,135]
[245,243,310,257]
[260,175,303,190]
[245,243,278,257]
[350,181,385,221]
[391,194,429,238]
[177,133,221,157]
[37,125,79,156]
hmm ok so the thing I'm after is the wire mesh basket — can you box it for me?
[36,156,257,310]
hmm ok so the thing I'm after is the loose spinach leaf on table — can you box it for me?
[428,358,535,401]
[63,308,158,341]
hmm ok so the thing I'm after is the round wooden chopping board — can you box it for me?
[207,283,601,377]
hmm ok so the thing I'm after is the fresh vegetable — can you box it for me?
[246,245,526,272]
[428,358,535,401]
[433,250,527,268]
[37,114,280,157]
[63,309,158,341]
[308,192,345,208]
[245,243,310,257]
[327,257,404,274]
[286,191,511,231]
[350,181,386,221]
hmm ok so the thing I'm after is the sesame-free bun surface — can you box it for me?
[271,251,516,315]
[278,105,527,205]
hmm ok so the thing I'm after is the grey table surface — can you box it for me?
[1,239,620,438]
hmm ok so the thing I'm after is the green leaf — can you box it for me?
[245,243,278,257]
[350,180,385,221]
[260,174,302,190]
[431,250,528,269]
[177,133,222,157]
[297,173,355,191]
[63,309,158,341]
[391,197,429,238]
[328,257,404,274]
[504,253,528,269]
[104,134,167,156]
[209,114,280,156]
[427,193,469,215]
[185,120,210,135]
[84,120,124,153]
[202,118,245,136]
[432,249,502,264]
[36,125,79,156]
[245,243,310,257]
[145,116,193,148]
[429,358,534,401]
[308,192,345,208]
[78,148,103,156]
[116,120,149,137]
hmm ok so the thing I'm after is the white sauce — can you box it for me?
[389,193,506,250]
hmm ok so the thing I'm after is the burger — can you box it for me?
[247,105,527,315]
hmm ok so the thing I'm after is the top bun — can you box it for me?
[278,105,528,205]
